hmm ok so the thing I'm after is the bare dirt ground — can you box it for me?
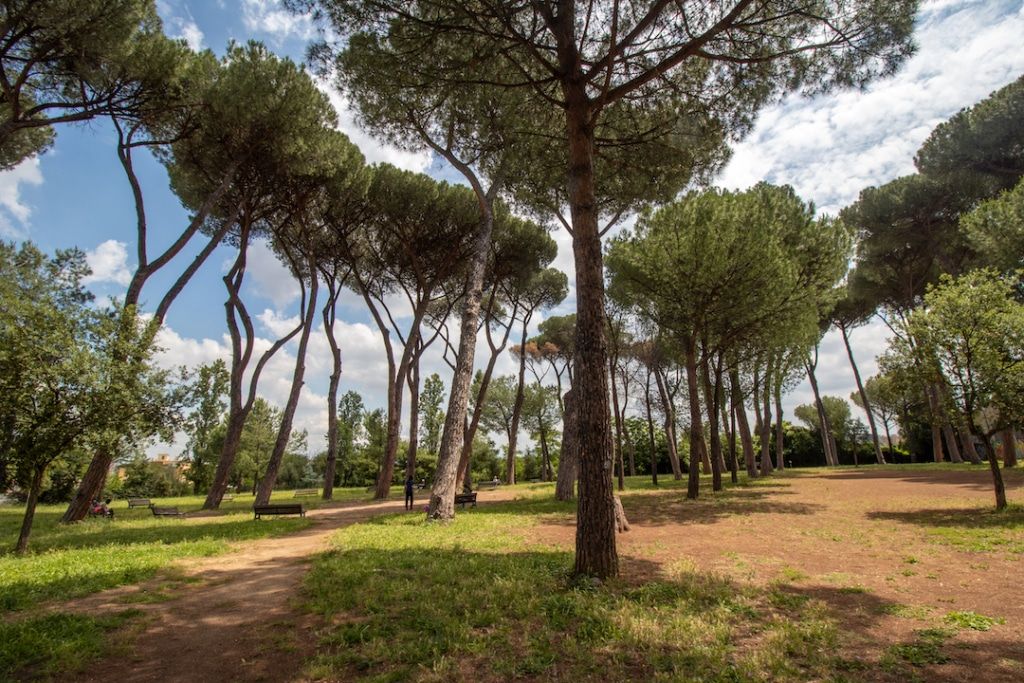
[531,469,1024,683]
[65,489,516,683]
[60,472,1022,682]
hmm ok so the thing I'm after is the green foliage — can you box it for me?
[418,373,445,456]
[0,0,164,168]
[962,177,1024,276]
[943,610,1003,631]
[121,455,189,498]
[182,360,229,494]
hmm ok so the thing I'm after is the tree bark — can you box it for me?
[654,367,683,479]
[428,199,495,520]
[760,360,774,476]
[644,370,659,487]
[805,357,836,466]
[609,354,625,491]
[977,429,1007,510]
[562,76,617,579]
[1001,428,1018,468]
[840,325,886,465]
[731,368,757,478]
[321,281,342,500]
[683,338,704,500]
[506,322,531,485]
[16,464,45,554]
[555,388,579,501]
[773,377,785,471]
[958,424,982,465]
[256,271,319,506]
[405,355,421,481]
[700,350,723,492]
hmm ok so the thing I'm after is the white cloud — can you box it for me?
[717,0,1024,214]
[178,20,205,51]
[83,239,132,286]
[242,0,315,42]
[0,158,43,238]
[245,239,302,308]
[317,81,432,173]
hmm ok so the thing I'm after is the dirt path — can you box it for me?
[69,490,513,683]
[532,469,1024,682]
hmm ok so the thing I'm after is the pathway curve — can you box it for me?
[69,492,510,683]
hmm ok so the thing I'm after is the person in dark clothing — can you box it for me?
[404,475,415,511]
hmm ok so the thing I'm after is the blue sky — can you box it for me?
[1,0,1023,458]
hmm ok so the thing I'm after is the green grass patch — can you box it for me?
[304,496,844,682]
[943,610,1004,631]
[0,492,325,612]
[0,610,139,680]
[885,628,953,668]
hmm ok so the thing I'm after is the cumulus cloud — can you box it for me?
[317,81,432,173]
[242,0,315,42]
[717,0,1024,214]
[156,1,205,50]
[0,158,43,238]
[245,239,302,308]
[83,240,132,286]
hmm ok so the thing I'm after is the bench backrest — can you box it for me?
[151,506,179,515]
[255,504,303,513]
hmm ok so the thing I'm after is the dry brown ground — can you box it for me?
[60,471,1023,682]
[530,469,1024,683]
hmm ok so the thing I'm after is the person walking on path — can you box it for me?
[404,475,415,511]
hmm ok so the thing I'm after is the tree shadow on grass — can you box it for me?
[866,506,1024,531]
[301,543,1021,682]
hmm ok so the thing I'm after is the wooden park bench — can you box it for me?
[293,488,319,498]
[454,492,477,509]
[476,480,500,490]
[254,504,305,520]
[127,497,152,508]
[150,506,185,518]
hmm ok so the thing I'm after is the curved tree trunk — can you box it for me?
[428,198,495,520]
[773,378,785,471]
[321,282,342,500]
[256,272,319,505]
[840,325,886,464]
[506,322,531,485]
[654,367,683,479]
[958,423,982,465]
[805,357,836,466]
[976,428,1007,510]
[731,368,757,478]
[16,464,46,554]
[609,354,625,491]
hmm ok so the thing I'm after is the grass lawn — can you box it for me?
[303,468,1023,682]
[0,487,368,681]
[304,483,845,682]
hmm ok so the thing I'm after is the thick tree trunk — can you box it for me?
[429,200,495,520]
[840,326,886,465]
[930,422,945,463]
[62,446,113,523]
[654,368,683,479]
[644,371,659,487]
[1001,428,1018,468]
[942,421,964,464]
[256,274,319,505]
[16,464,46,554]
[725,383,739,484]
[683,338,704,500]
[555,389,579,501]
